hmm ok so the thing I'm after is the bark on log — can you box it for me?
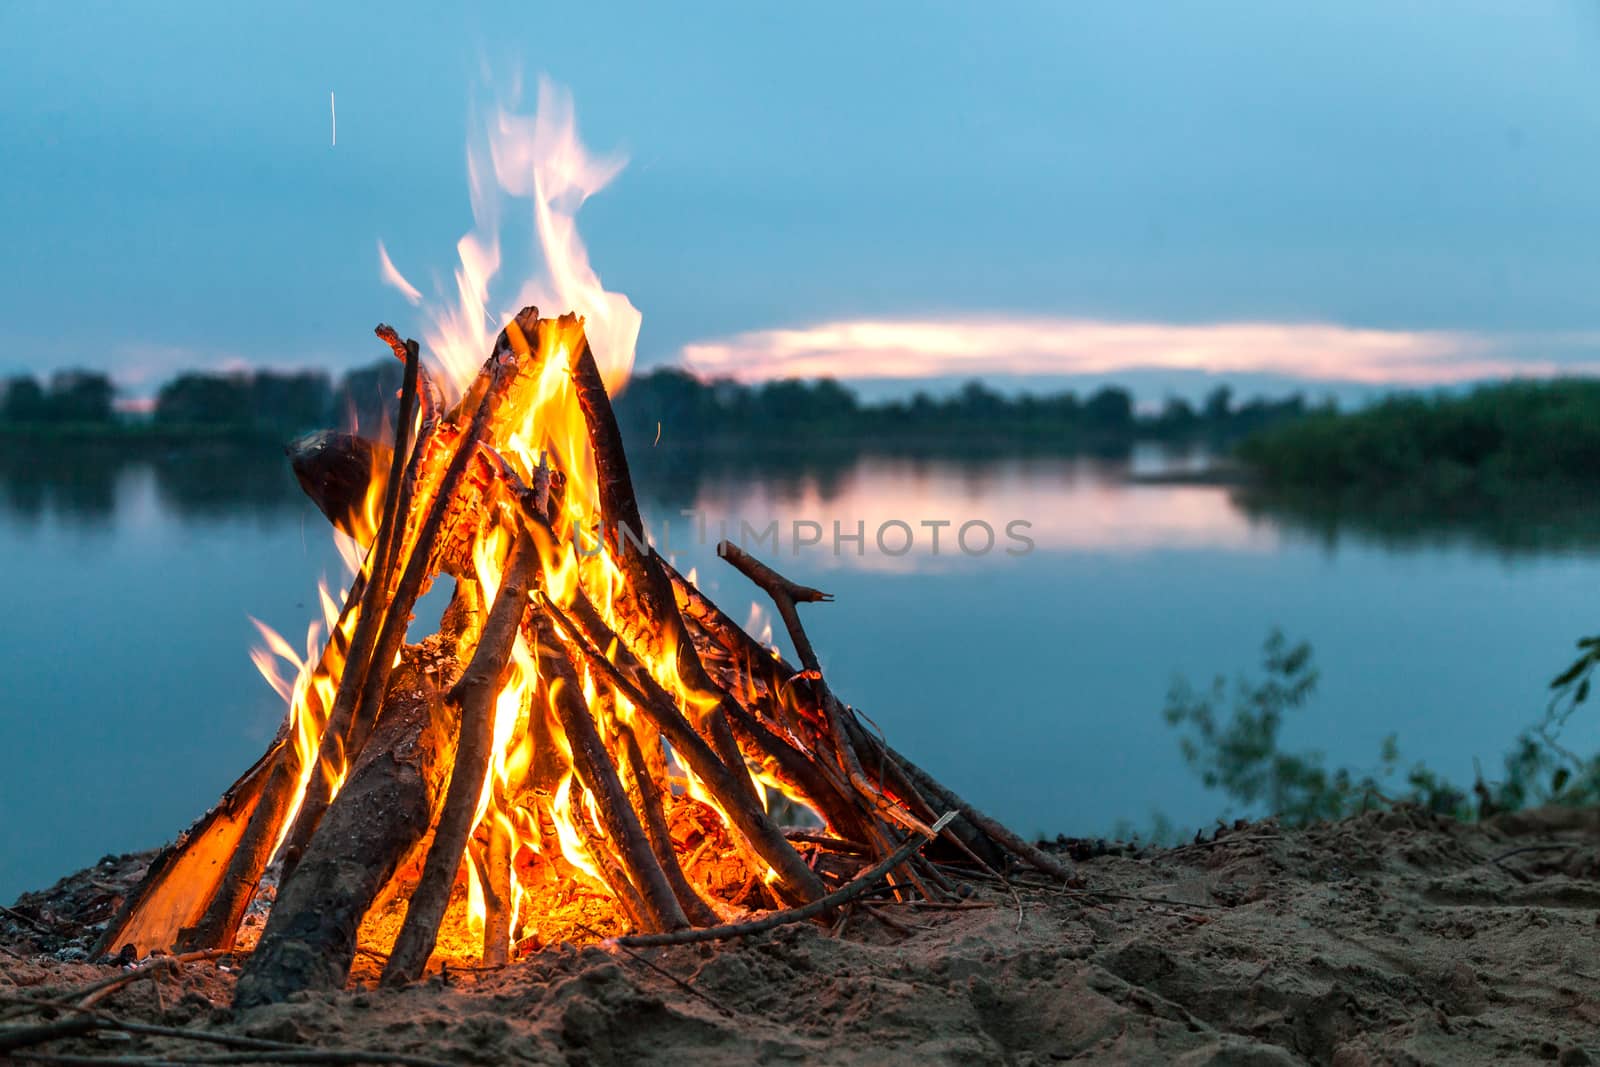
[567,338,824,906]
[380,530,538,985]
[286,431,391,541]
[233,650,456,1008]
[532,606,690,934]
[92,739,281,958]
[281,343,509,878]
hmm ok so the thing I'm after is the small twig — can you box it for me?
[781,831,869,855]
[0,1006,457,1065]
[0,905,58,937]
[1164,832,1281,855]
[14,1050,458,1066]
[1486,843,1573,866]
[715,540,831,673]
[574,923,733,1017]
[76,961,177,1011]
[62,951,235,1012]
[863,906,925,935]
[617,812,956,948]
[1061,889,1227,913]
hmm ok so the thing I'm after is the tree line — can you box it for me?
[0,364,405,435]
[1236,379,1600,496]
[0,361,1309,447]
[611,369,1307,449]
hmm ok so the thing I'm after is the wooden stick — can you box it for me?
[666,558,1008,872]
[569,783,651,932]
[715,540,831,673]
[276,333,424,880]
[541,594,828,906]
[882,739,1075,881]
[616,812,955,948]
[714,542,932,850]
[567,337,825,904]
[717,696,873,845]
[479,804,514,967]
[370,327,422,593]
[616,722,720,927]
[532,606,689,933]
[344,343,518,762]
[380,529,536,986]
[233,651,455,1008]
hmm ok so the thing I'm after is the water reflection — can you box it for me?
[4,439,1600,903]
[0,441,306,530]
[4,442,1600,564]
[1236,487,1600,559]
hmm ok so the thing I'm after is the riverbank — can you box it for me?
[1235,378,1600,500]
[5,805,1598,1064]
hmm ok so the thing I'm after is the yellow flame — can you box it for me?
[379,77,639,399]
[250,79,809,962]
[551,773,605,887]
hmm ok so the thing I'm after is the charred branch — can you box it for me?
[234,650,457,1008]
[380,530,538,985]
[531,606,689,934]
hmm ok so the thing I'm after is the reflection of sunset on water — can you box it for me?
[669,456,1276,573]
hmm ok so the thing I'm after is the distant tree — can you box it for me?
[0,371,114,423]
[2,376,47,422]
[1203,385,1234,423]
[809,378,859,420]
[47,369,115,422]
[753,380,822,425]
[948,380,1005,422]
[334,360,406,435]
[1083,386,1134,430]
[156,372,253,424]
[250,370,332,430]
[1156,396,1198,435]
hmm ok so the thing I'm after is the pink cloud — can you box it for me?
[681,317,1599,386]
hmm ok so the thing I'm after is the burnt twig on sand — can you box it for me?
[616,812,956,949]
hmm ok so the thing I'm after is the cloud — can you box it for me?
[681,317,1600,387]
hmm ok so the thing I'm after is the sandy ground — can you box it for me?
[5,805,1600,1065]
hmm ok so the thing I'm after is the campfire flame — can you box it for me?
[378,77,641,398]
[249,81,754,959]
[82,77,1064,995]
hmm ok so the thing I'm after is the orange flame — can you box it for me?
[250,78,810,964]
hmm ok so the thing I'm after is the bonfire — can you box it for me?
[93,309,1069,1006]
[88,84,1069,1006]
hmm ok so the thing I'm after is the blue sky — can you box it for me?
[3,1,1600,398]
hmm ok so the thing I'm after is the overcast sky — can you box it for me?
[3,1,1599,396]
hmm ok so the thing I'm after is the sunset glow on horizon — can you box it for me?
[682,317,1600,388]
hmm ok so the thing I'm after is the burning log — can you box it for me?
[92,741,280,957]
[99,311,1072,1003]
[287,431,391,540]
[234,647,458,1008]
[380,530,540,984]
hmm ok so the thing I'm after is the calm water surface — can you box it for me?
[3,444,1598,901]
